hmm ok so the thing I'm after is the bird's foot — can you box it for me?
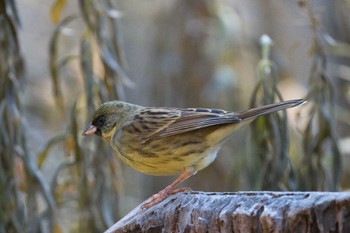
[141,187,191,209]
[169,187,192,194]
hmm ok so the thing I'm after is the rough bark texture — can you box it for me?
[105,191,350,233]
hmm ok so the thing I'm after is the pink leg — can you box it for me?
[142,169,195,209]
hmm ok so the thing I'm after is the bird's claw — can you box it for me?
[141,187,191,210]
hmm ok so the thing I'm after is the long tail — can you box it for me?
[237,99,306,121]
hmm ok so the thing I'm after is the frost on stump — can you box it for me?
[105,192,350,233]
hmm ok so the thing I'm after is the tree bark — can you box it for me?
[105,191,350,233]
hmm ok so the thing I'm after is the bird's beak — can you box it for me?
[82,124,97,136]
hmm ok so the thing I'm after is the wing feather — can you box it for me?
[125,107,241,143]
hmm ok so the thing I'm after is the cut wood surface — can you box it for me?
[105,191,350,233]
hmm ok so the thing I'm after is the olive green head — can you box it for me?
[82,101,137,138]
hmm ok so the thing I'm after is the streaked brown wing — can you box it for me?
[128,107,242,143]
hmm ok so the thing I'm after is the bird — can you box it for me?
[82,99,306,208]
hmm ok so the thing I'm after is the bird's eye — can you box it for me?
[98,115,106,124]
[94,115,106,127]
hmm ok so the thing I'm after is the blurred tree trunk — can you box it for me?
[105,191,350,233]
[151,0,215,107]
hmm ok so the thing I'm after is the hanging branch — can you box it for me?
[47,0,130,231]
[0,1,55,232]
[247,35,296,191]
[298,0,342,191]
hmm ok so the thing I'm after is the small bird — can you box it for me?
[83,99,305,208]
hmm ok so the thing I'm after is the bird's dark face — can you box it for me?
[82,101,132,139]
[89,114,107,136]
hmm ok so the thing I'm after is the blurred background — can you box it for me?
[1,0,350,232]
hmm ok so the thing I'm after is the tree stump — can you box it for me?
[105,191,350,233]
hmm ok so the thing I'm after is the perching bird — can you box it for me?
[82,99,305,208]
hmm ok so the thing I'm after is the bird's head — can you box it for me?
[82,101,135,140]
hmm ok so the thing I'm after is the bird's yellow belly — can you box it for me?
[119,152,194,176]
[115,136,217,176]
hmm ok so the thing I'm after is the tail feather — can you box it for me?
[237,99,306,121]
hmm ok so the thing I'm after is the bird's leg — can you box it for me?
[142,168,195,209]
